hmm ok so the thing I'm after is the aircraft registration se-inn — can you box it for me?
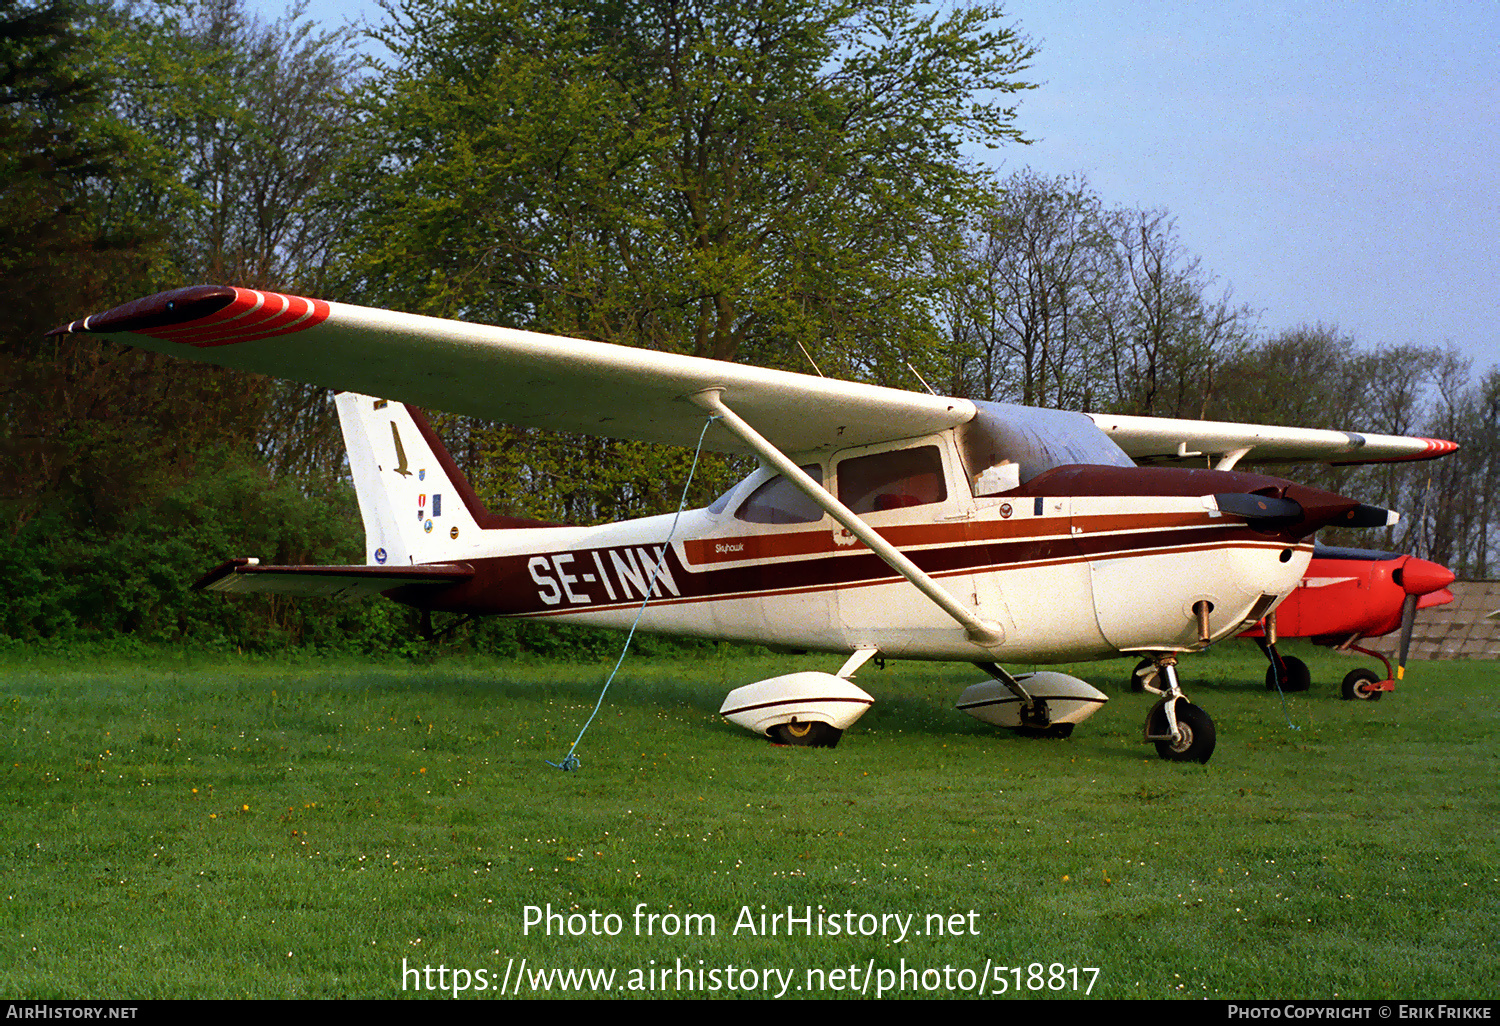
[53,286,1460,763]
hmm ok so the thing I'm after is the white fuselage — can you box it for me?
[420,428,1312,664]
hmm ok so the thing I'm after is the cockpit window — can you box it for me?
[837,446,947,514]
[735,465,825,524]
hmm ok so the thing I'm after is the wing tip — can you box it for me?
[1331,436,1461,465]
[48,285,242,338]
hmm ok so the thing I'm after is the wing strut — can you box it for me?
[691,389,1003,648]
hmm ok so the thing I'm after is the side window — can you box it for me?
[837,446,947,514]
[735,465,825,524]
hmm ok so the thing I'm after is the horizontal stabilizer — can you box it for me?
[196,558,472,599]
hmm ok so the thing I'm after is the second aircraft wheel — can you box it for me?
[1265,655,1311,692]
[1340,667,1384,701]
[1016,723,1075,739]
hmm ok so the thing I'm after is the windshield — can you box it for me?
[958,401,1135,489]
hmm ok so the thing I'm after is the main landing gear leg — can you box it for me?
[1257,638,1310,692]
[972,662,1071,738]
[1339,642,1389,701]
[1140,655,1217,764]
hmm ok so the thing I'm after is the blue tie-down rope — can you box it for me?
[1271,673,1303,733]
[547,415,719,772]
[1263,643,1302,732]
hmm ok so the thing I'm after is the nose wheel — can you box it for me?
[1149,700,1216,762]
[1138,656,1218,764]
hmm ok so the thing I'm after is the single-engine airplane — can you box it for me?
[51,286,1460,763]
[1243,545,1456,698]
[1128,546,1456,699]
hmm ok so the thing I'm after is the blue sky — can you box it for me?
[1006,1,1499,375]
[264,0,1499,375]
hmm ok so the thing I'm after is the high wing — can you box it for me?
[1088,412,1459,469]
[53,285,1456,465]
[49,286,971,455]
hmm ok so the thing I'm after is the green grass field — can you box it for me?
[1,642,1495,999]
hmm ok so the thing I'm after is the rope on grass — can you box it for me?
[1265,652,1303,732]
[547,415,719,772]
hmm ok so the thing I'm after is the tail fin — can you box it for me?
[335,392,555,566]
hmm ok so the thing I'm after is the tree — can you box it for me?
[92,0,360,290]
[4,0,366,521]
[342,0,1036,365]
[1467,367,1500,576]
[333,0,1036,522]
[0,0,157,338]
[1,0,370,648]
[1205,330,1496,560]
[941,170,1112,408]
[84,0,364,489]
[1092,208,1254,418]
[1406,350,1500,577]
[939,178,1252,418]
[1208,324,1366,427]
[1,0,181,529]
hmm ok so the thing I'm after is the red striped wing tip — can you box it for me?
[47,285,330,346]
[1333,436,1461,464]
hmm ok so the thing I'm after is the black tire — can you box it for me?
[1154,702,1216,764]
[1340,667,1384,702]
[1129,657,1156,693]
[1265,655,1311,692]
[1016,722,1075,739]
[769,721,842,748]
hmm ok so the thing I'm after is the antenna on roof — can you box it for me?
[794,339,825,378]
[907,362,938,396]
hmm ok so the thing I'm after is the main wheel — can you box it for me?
[1154,702,1216,764]
[1128,657,1156,693]
[1016,723,1075,739]
[1265,655,1311,692]
[1340,667,1384,701]
[769,720,842,748]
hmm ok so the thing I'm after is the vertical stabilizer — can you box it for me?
[335,392,498,566]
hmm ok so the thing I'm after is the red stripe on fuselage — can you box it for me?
[407,514,1296,618]
[682,509,1212,566]
[501,538,1301,621]
[681,513,1206,570]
